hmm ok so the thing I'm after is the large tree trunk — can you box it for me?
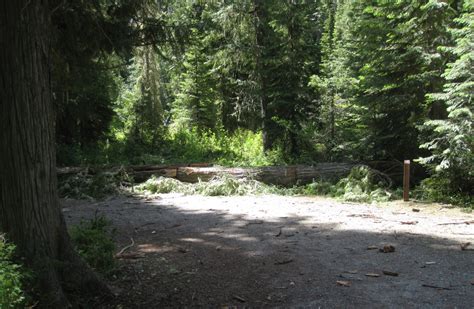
[0,1,109,307]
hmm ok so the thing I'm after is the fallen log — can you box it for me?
[57,163,213,180]
[58,163,356,186]
[174,163,354,186]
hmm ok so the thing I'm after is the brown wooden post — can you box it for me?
[403,160,410,202]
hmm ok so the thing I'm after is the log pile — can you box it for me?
[59,163,355,186]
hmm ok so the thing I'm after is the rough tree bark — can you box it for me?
[0,1,110,307]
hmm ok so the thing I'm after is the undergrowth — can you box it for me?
[0,236,27,308]
[69,216,116,276]
[58,129,285,167]
[329,166,394,203]
[413,176,473,209]
[59,167,132,199]
[137,174,285,196]
[137,166,396,203]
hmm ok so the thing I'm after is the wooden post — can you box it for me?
[403,160,410,202]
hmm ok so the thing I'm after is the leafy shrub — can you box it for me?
[138,175,285,196]
[69,216,116,276]
[139,176,191,194]
[138,166,397,203]
[301,181,334,196]
[194,175,246,196]
[193,175,271,196]
[164,128,283,167]
[0,236,26,308]
[59,167,131,199]
[330,166,393,203]
[413,176,473,208]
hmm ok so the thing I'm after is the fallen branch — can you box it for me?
[437,220,474,226]
[382,270,399,276]
[274,258,294,265]
[400,221,418,225]
[233,295,246,302]
[275,228,282,237]
[116,237,135,257]
[245,220,264,226]
[422,284,453,290]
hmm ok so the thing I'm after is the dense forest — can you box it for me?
[0,0,473,307]
[51,0,472,202]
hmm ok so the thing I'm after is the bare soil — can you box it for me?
[63,194,474,308]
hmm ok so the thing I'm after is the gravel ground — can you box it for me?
[63,194,474,308]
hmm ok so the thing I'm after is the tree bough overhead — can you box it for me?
[0,1,110,307]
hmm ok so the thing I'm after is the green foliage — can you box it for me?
[139,176,188,194]
[345,0,454,161]
[165,128,283,166]
[52,0,471,207]
[418,1,474,202]
[138,175,287,196]
[301,181,334,196]
[114,46,167,147]
[138,166,396,202]
[413,177,473,208]
[69,216,116,276]
[310,0,362,161]
[330,166,393,203]
[0,236,26,308]
[58,127,287,167]
[59,168,131,199]
[193,175,280,196]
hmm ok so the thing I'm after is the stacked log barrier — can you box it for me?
[58,163,356,187]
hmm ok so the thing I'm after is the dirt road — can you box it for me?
[63,194,474,308]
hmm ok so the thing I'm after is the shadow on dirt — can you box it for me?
[64,196,474,308]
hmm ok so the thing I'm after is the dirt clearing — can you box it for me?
[63,195,474,308]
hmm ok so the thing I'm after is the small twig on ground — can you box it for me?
[382,270,399,276]
[437,220,474,226]
[116,237,135,257]
[400,221,418,225]
[460,242,471,251]
[422,284,453,290]
[140,222,156,228]
[246,220,264,226]
[275,228,282,237]
[274,259,294,265]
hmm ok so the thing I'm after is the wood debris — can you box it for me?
[345,270,358,274]
[246,220,264,226]
[365,273,380,277]
[401,221,418,225]
[233,295,246,302]
[380,245,395,253]
[274,259,294,265]
[115,237,135,257]
[460,242,471,251]
[438,220,474,226]
[422,284,452,290]
[177,247,188,253]
[275,228,282,237]
[336,280,351,287]
[115,252,145,259]
[382,270,399,276]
